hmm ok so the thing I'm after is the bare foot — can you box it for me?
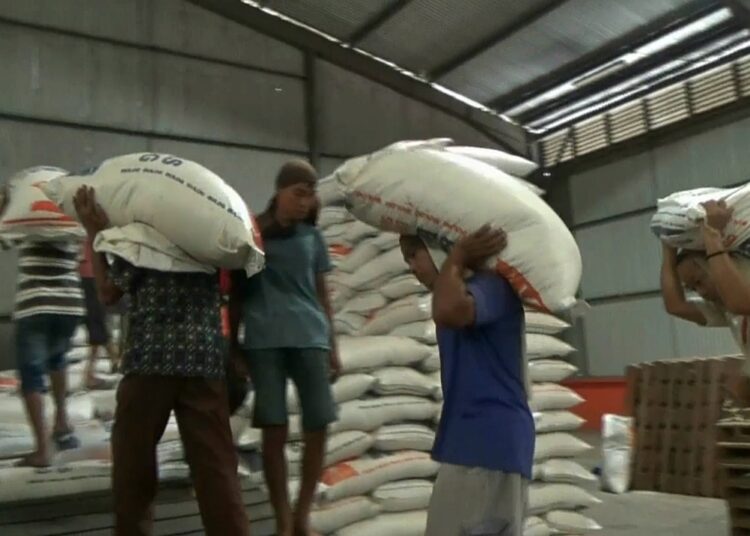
[15,451,51,468]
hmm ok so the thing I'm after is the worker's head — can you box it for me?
[676,250,720,302]
[400,235,438,289]
[273,160,318,224]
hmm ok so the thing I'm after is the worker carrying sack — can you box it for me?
[40,153,264,275]
[328,139,581,312]
[0,166,84,242]
[651,185,750,255]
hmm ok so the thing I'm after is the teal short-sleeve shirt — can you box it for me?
[242,224,332,350]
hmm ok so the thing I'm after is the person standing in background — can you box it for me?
[399,227,534,536]
[73,186,250,536]
[79,238,119,388]
[229,160,340,536]
[12,236,84,467]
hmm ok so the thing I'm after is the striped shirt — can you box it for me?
[14,241,85,320]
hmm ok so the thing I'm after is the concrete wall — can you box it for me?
[0,0,505,369]
[554,113,750,376]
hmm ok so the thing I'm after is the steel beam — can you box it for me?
[723,0,750,26]
[529,36,750,135]
[428,0,568,81]
[516,19,742,125]
[488,0,722,111]
[186,0,529,155]
[304,52,319,168]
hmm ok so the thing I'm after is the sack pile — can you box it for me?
[0,323,259,511]
[527,320,602,535]
[312,142,599,535]
[232,209,437,534]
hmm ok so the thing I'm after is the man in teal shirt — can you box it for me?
[230,161,339,536]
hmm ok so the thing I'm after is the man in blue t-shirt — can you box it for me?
[399,226,534,536]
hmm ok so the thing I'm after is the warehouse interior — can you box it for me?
[3,0,750,534]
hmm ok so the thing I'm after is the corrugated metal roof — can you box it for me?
[221,0,748,160]
[436,0,695,103]
[265,0,394,40]
[537,51,750,166]
[357,0,553,76]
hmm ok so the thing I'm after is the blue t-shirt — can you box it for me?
[243,224,332,350]
[433,272,534,478]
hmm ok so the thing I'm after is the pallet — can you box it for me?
[629,355,743,498]
[718,418,750,535]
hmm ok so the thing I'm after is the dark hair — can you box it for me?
[275,160,318,190]
[399,235,426,259]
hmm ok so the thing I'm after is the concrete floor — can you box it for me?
[578,431,729,536]
[588,490,727,535]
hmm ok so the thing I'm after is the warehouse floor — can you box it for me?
[579,431,729,535]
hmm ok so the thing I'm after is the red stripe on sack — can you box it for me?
[495,259,549,314]
[321,463,358,486]
[30,200,66,214]
[2,216,78,226]
[329,244,352,256]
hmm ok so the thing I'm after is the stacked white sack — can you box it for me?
[526,314,602,535]
[0,323,257,506]
[282,205,436,535]
[0,387,206,503]
[319,143,597,536]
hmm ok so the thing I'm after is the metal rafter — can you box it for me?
[533,41,750,137]
[488,0,723,111]
[517,18,744,125]
[428,0,569,81]
[347,0,414,46]
[723,0,750,26]
[185,0,528,155]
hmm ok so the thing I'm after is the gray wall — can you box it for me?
[558,114,750,376]
[0,0,504,369]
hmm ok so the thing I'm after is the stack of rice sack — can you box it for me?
[0,364,196,504]
[0,319,221,504]
[315,139,598,536]
[255,225,440,534]
[526,313,602,535]
[0,156,265,507]
[226,189,435,533]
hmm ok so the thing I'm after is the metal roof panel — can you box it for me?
[265,0,394,40]
[437,0,694,103]
[357,0,553,75]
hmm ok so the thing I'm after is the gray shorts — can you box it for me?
[425,464,528,536]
